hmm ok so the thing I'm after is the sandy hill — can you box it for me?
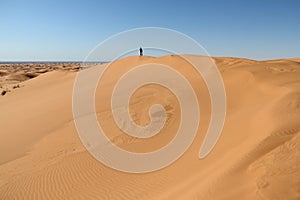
[0,55,299,199]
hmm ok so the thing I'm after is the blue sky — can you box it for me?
[0,0,299,61]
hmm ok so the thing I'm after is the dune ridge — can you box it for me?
[0,55,299,199]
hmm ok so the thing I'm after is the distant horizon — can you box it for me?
[1,55,299,63]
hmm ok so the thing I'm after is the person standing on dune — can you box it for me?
[139,47,143,56]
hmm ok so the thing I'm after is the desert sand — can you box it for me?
[0,55,299,199]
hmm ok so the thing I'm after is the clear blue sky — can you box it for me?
[1,0,299,61]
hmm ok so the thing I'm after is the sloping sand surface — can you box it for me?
[0,55,299,199]
[0,62,81,94]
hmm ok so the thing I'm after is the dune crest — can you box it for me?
[0,55,299,199]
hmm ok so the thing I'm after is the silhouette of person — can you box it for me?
[139,47,143,56]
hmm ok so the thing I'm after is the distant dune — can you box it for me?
[0,62,81,92]
[0,55,299,199]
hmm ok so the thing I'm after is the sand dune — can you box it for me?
[0,55,299,199]
[0,62,81,93]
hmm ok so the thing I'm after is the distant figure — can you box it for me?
[139,47,143,56]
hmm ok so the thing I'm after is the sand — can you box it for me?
[0,55,299,199]
[0,62,82,97]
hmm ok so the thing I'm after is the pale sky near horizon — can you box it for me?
[0,0,299,61]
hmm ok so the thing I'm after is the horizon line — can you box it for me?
[0,55,299,63]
